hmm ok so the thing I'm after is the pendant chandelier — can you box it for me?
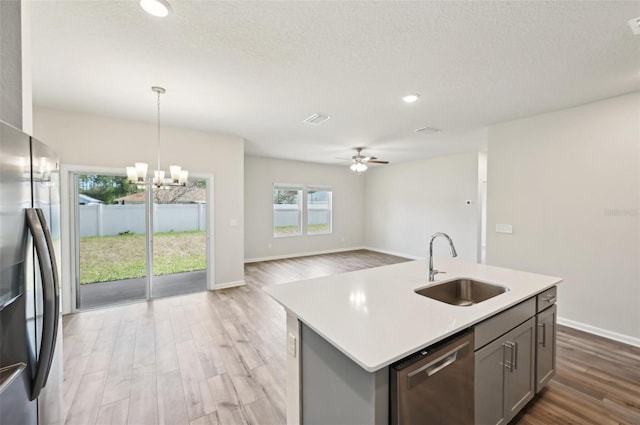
[126,86,188,188]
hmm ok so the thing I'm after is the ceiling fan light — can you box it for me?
[140,0,172,17]
[350,162,368,174]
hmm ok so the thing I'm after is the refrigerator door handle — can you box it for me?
[35,208,60,387]
[25,208,57,401]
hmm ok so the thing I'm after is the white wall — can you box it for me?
[20,0,32,133]
[487,93,640,344]
[33,107,245,311]
[0,0,23,128]
[364,152,483,261]
[244,156,365,261]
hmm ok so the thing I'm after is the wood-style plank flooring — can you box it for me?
[515,326,640,425]
[62,250,409,425]
[62,250,640,424]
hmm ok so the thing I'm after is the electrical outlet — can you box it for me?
[495,224,513,234]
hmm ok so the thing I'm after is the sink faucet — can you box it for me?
[428,232,458,281]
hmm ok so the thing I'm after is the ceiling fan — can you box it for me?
[350,147,389,174]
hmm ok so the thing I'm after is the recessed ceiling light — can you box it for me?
[402,94,420,104]
[303,113,331,125]
[140,0,172,17]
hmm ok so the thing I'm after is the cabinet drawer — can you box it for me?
[475,297,536,350]
[536,286,557,313]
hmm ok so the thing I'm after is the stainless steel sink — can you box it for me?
[415,279,508,306]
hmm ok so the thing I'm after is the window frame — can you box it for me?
[306,185,333,236]
[272,184,303,238]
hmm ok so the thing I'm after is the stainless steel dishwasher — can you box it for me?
[390,329,474,425]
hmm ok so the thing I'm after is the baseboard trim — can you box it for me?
[214,280,245,290]
[558,317,640,348]
[244,246,367,263]
[362,246,422,260]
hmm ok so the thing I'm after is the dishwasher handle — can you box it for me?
[407,341,469,388]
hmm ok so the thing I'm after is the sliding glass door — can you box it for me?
[151,179,207,299]
[74,172,208,309]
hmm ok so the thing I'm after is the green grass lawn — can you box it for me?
[79,231,206,284]
[274,223,329,236]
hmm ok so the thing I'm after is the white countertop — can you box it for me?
[264,257,562,372]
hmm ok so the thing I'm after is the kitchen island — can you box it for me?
[264,257,562,424]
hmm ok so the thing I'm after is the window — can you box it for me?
[273,185,303,237]
[307,186,332,235]
[273,184,333,237]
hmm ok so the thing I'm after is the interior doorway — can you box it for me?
[73,172,210,309]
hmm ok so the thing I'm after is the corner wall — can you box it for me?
[486,93,640,344]
[33,107,245,312]
[364,152,483,261]
[244,156,365,261]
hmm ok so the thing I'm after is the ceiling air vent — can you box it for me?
[303,113,331,126]
[415,126,442,134]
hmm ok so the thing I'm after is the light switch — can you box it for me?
[495,224,513,234]
[229,218,238,227]
[287,332,297,358]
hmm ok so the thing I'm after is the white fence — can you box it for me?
[79,204,206,237]
[273,204,330,227]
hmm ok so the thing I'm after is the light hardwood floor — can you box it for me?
[62,250,640,425]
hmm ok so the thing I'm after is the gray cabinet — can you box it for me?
[475,335,508,425]
[475,317,535,425]
[536,303,557,392]
[505,318,535,419]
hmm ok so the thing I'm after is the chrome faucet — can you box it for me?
[428,232,458,281]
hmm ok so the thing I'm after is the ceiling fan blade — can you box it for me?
[366,160,389,164]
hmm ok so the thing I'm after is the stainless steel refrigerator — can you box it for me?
[0,121,63,425]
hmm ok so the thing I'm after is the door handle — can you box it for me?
[26,208,58,400]
[538,322,546,347]
[407,340,469,387]
[503,342,513,370]
[503,341,517,372]
[425,352,457,377]
[36,208,60,387]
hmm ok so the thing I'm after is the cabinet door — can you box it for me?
[536,304,557,392]
[475,336,508,425]
[505,317,535,421]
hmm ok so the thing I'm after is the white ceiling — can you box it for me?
[29,1,640,165]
